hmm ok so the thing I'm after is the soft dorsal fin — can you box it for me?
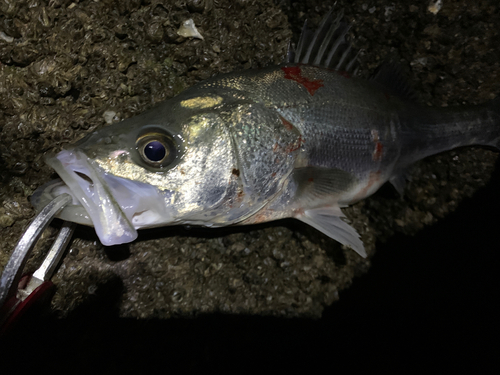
[287,8,361,76]
[369,62,419,102]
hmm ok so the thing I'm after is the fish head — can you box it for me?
[33,87,303,246]
[32,91,244,246]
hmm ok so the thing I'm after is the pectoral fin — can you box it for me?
[297,206,366,258]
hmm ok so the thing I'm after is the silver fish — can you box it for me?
[32,10,500,257]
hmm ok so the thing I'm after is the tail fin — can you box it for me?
[400,96,500,166]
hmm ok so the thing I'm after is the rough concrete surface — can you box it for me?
[0,0,499,371]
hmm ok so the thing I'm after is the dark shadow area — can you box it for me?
[103,243,131,261]
[135,219,294,242]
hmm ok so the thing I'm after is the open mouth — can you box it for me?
[31,149,170,246]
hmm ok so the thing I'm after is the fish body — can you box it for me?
[32,10,500,257]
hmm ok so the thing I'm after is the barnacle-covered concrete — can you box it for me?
[0,0,499,324]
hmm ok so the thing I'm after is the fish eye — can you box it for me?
[144,140,166,162]
[136,132,176,167]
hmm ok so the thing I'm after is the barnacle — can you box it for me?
[177,19,204,40]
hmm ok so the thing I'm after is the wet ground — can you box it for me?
[1,0,499,372]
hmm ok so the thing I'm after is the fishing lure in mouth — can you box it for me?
[31,9,500,258]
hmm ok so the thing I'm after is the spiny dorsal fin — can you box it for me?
[287,8,361,76]
[369,62,419,102]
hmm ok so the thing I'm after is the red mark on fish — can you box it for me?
[351,170,382,203]
[279,115,294,131]
[285,135,304,153]
[371,129,384,162]
[281,66,324,96]
[373,142,383,161]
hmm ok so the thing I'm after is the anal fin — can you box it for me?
[297,206,366,258]
[389,174,406,196]
[389,167,414,196]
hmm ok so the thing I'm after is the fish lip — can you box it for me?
[41,149,139,246]
[33,149,176,246]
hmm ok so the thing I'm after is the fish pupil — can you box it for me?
[144,140,166,162]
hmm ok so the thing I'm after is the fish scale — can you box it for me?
[201,64,402,175]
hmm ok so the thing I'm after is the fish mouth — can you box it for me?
[31,149,171,246]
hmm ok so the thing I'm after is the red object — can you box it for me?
[281,66,324,96]
[0,275,55,337]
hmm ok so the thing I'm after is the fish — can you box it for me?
[31,9,500,258]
